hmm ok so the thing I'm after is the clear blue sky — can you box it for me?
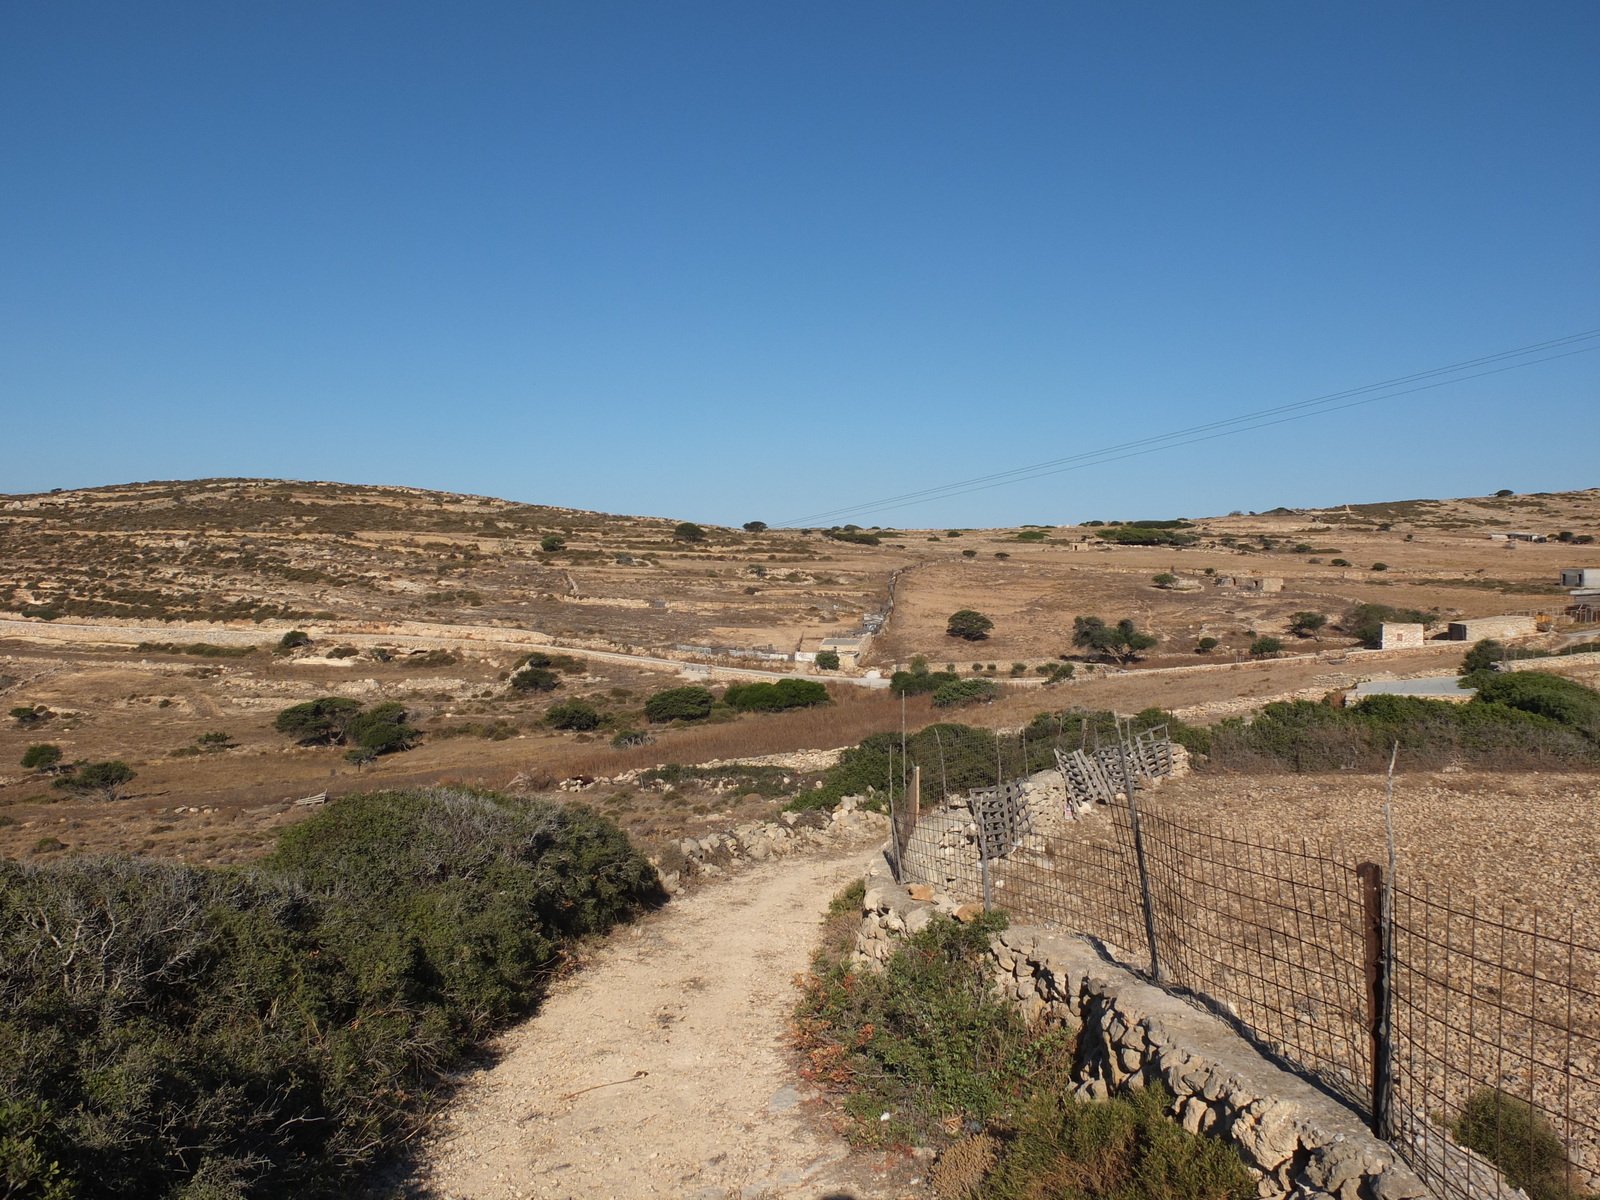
[3,2,1596,527]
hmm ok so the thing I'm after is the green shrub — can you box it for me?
[609,728,654,748]
[1288,612,1328,638]
[1461,638,1505,673]
[1097,525,1198,546]
[891,665,961,696]
[932,678,998,707]
[1249,636,1285,657]
[0,791,657,1199]
[20,744,62,771]
[723,678,830,712]
[326,645,359,659]
[9,706,52,727]
[1152,573,1177,587]
[1196,637,1219,653]
[743,521,767,532]
[1468,670,1600,737]
[814,650,840,670]
[1371,562,1389,571]
[1207,690,1599,772]
[673,522,706,543]
[644,686,715,722]
[539,534,566,552]
[1452,1089,1585,1200]
[277,630,311,651]
[1330,558,1351,567]
[946,610,994,641]
[1072,616,1157,663]
[824,526,881,546]
[546,700,601,731]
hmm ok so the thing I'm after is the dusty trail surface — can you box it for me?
[414,846,913,1200]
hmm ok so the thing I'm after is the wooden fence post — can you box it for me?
[1356,861,1392,1136]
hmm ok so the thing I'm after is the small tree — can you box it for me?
[1287,612,1328,639]
[1072,616,1157,664]
[1152,573,1178,588]
[1461,638,1505,675]
[273,697,363,744]
[1494,489,1514,497]
[53,760,136,801]
[509,666,560,692]
[1009,663,1027,676]
[960,549,977,558]
[1250,636,1285,658]
[1370,562,1389,571]
[344,702,418,755]
[546,700,601,731]
[742,521,768,532]
[540,535,566,552]
[644,686,715,722]
[1330,558,1351,567]
[814,650,841,670]
[276,630,311,652]
[1196,637,1219,653]
[946,610,994,641]
[20,744,62,772]
[930,678,998,707]
[673,522,707,543]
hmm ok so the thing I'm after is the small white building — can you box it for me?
[1560,568,1600,588]
[1380,623,1426,650]
[817,636,869,667]
[1445,615,1538,641]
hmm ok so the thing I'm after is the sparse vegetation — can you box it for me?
[51,759,136,801]
[722,678,831,712]
[814,650,840,670]
[1287,611,1327,638]
[545,699,602,730]
[932,678,998,707]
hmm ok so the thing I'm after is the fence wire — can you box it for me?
[896,742,1599,1200]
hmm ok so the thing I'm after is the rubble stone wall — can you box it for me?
[854,853,1435,1200]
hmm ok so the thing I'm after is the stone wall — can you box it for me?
[853,854,1437,1200]
[646,797,888,894]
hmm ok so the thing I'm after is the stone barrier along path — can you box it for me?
[414,844,906,1200]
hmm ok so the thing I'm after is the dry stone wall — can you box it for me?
[854,854,1437,1200]
[647,797,888,894]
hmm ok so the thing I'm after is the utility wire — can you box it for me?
[778,327,1600,527]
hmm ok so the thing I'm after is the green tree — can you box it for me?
[1196,637,1220,653]
[1370,562,1389,571]
[52,760,136,801]
[20,744,62,772]
[276,629,311,652]
[723,679,831,712]
[1460,638,1505,675]
[742,521,768,532]
[1343,603,1437,649]
[814,650,841,670]
[644,686,715,722]
[946,609,994,641]
[1250,636,1285,658]
[673,522,707,543]
[1151,573,1178,588]
[539,535,566,552]
[1072,616,1157,664]
[1287,612,1328,639]
[1494,488,1514,497]
[509,665,561,692]
[273,697,363,744]
[344,702,418,755]
[546,700,601,731]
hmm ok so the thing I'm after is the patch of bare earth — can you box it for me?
[408,845,921,1200]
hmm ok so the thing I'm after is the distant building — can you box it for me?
[817,635,869,667]
[1380,623,1426,650]
[1560,568,1600,588]
[1445,615,1538,641]
[1237,576,1284,593]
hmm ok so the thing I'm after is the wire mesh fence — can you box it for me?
[895,736,1599,1200]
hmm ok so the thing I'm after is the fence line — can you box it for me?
[895,736,1599,1200]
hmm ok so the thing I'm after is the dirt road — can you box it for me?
[412,846,916,1200]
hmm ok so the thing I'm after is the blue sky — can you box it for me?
[2,2,1596,527]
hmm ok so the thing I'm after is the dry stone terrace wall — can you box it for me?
[854,854,1445,1200]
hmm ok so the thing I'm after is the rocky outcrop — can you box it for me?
[854,855,1435,1200]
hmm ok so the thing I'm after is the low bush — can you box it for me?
[947,609,995,641]
[1249,636,1284,657]
[546,700,602,731]
[891,665,961,696]
[795,898,1252,1200]
[1208,683,1600,772]
[344,702,419,756]
[509,665,560,692]
[723,678,830,712]
[0,790,658,1199]
[273,696,364,744]
[644,686,715,722]
[814,650,841,670]
[19,744,62,772]
[932,678,998,707]
[1451,1088,1589,1200]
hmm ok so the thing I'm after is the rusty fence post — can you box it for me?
[1357,861,1392,1136]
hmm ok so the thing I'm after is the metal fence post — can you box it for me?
[1117,735,1163,983]
[1356,861,1392,1136]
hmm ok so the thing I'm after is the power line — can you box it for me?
[777,327,1600,527]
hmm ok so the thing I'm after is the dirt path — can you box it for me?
[412,846,915,1200]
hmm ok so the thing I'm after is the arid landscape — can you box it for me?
[3,478,1598,870]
